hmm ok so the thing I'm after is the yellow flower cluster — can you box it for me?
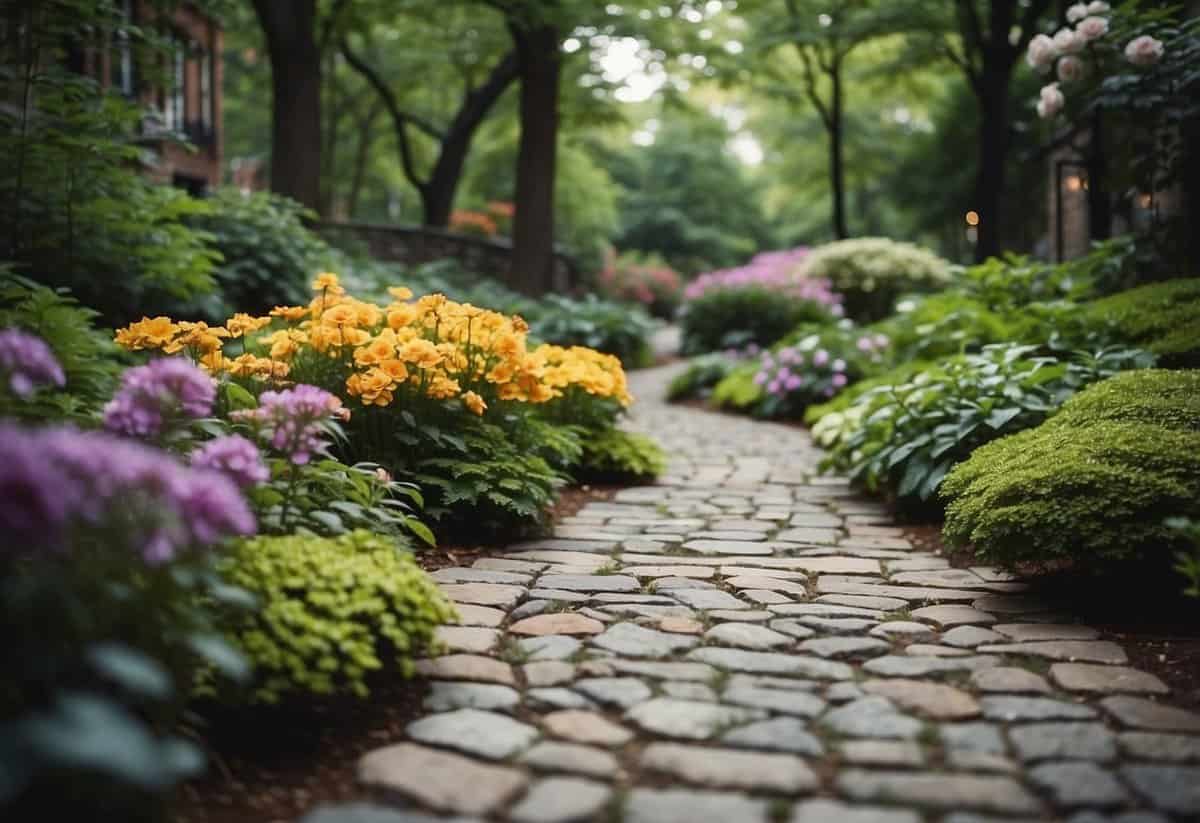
[113,273,632,415]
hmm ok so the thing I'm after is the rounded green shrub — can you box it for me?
[941,370,1200,569]
[217,530,457,703]
[680,287,835,354]
[576,427,667,482]
[802,237,953,322]
[1074,278,1200,367]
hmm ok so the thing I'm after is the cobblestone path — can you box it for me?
[307,363,1200,823]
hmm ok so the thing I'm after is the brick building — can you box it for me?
[76,1,223,193]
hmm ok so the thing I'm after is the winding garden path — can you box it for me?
[305,360,1200,823]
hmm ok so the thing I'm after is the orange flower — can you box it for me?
[114,316,178,351]
[462,391,487,415]
[399,338,443,369]
[312,272,344,294]
[225,313,272,338]
[387,304,418,329]
[387,286,414,301]
[270,305,309,322]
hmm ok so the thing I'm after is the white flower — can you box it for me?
[1026,33,1058,72]
[1124,34,1165,66]
[1066,3,1090,23]
[1087,2,1111,14]
[1076,15,1109,42]
[1053,27,1085,54]
[1037,82,1065,119]
[1056,55,1087,83]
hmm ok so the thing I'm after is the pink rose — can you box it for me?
[1056,55,1087,84]
[1076,16,1109,42]
[1124,35,1164,67]
[1053,27,1085,55]
[1036,82,1065,119]
[1026,34,1057,73]
[1087,2,1110,14]
[1066,3,1089,23]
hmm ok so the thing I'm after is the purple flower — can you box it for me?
[191,435,269,488]
[785,375,802,391]
[856,336,874,352]
[813,349,830,367]
[832,373,848,388]
[233,383,341,465]
[683,247,843,312]
[832,358,846,373]
[0,424,254,563]
[0,328,65,398]
[753,371,769,386]
[104,358,215,438]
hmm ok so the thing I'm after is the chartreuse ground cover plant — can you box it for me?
[113,273,650,536]
[821,344,1155,507]
[800,237,953,322]
[942,370,1200,571]
[216,530,456,703]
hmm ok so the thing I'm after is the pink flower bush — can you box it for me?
[684,247,843,315]
[1125,35,1164,66]
[191,434,270,489]
[0,328,65,398]
[104,358,215,438]
[232,384,343,465]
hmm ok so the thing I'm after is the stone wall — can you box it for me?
[316,222,579,293]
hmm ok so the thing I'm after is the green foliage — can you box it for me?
[597,250,683,320]
[526,294,657,366]
[667,354,743,402]
[711,363,764,411]
[824,344,1156,505]
[1072,278,1200,367]
[187,189,336,318]
[1,67,218,325]
[802,238,953,322]
[942,370,1200,569]
[412,418,568,538]
[576,427,666,483]
[804,360,935,426]
[0,274,120,421]
[217,531,456,703]
[1167,518,1200,598]
[681,287,835,354]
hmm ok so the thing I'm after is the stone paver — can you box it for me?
[340,361,1199,822]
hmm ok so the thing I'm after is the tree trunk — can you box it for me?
[973,72,1010,261]
[508,23,560,295]
[829,63,848,240]
[1086,108,1112,242]
[252,0,322,212]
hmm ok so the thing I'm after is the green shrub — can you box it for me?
[188,188,336,318]
[711,362,764,411]
[526,294,658,367]
[0,274,120,422]
[942,370,1200,569]
[217,531,456,703]
[823,344,1155,504]
[681,287,835,354]
[576,427,666,482]
[667,354,743,402]
[1168,518,1200,597]
[801,237,953,322]
[1072,278,1200,367]
[804,360,935,426]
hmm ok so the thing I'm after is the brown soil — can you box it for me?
[174,483,616,823]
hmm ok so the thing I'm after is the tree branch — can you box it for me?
[317,0,350,55]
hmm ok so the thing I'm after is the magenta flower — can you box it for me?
[191,435,269,489]
[753,371,768,386]
[0,328,66,398]
[104,358,215,438]
[813,350,830,367]
[233,383,341,465]
[684,246,843,313]
[0,424,254,563]
[832,373,848,388]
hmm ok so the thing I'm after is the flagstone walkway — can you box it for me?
[304,362,1200,823]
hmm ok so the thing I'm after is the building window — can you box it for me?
[200,51,213,129]
[163,42,185,132]
[116,0,135,96]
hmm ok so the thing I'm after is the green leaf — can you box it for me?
[86,644,173,701]
[985,407,1023,429]
[404,519,437,547]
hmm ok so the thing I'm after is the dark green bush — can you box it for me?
[680,287,835,354]
[526,294,657,367]
[1072,278,1200,367]
[801,237,952,322]
[188,189,336,317]
[217,531,456,703]
[942,370,1200,568]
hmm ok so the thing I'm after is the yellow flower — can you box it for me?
[398,338,443,369]
[387,286,413,301]
[225,313,272,338]
[167,321,229,354]
[346,368,394,406]
[416,293,448,313]
[486,361,516,383]
[491,332,522,360]
[199,349,225,373]
[312,272,344,294]
[355,334,396,366]
[270,305,309,322]
[321,304,359,328]
[387,304,418,330]
[114,316,178,351]
[462,391,487,415]
[264,329,306,361]
[427,375,461,399]
[353,300,382,328]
